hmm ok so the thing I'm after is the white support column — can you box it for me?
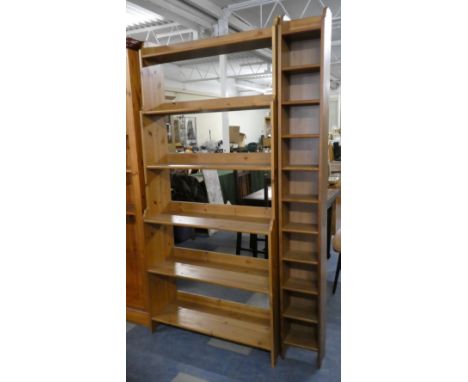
[218,10,230,153]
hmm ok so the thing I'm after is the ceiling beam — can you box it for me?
[128,0,211,30]
[126,22,180,35]
[183,0,254,32]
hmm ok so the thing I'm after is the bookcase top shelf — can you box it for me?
[141,27,273,66]
[143,95,272,115]
[281,15,321,38]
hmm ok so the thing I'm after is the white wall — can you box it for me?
[166,86,269,147]
[228,109,270,144]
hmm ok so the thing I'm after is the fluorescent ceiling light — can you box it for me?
[235,83,272,94]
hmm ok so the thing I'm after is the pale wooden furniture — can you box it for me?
[126,39,165,327]
[126,42,149,326]
[277,9,332,367]
[139,24,280,367]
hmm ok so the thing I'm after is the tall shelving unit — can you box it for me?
[126,39,165,326]
[126,43,149,325]
[277,9,331,367]
[139,25,280,366]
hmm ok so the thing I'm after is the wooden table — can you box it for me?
[242,186,272,206]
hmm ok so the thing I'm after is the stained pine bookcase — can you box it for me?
[139,24,280,366]
[126,41,165,326]
[277,9,332,367]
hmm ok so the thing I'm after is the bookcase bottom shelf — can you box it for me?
[152,291,271,351]
[283,322,318,351]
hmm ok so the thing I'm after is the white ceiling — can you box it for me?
[126,0,341,92]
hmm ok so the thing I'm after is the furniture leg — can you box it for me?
[333,252,341,294]
[236,232,242,255]
[252,234,258,258]
[327,205,333,259]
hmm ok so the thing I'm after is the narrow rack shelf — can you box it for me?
[283,324,318,351]
[283,277,318,295]
[148,253,269,294]
[282,250,319,265]
[282,134,320,139]
[282,99,320,107]
[282,165,319,172]
[281,222,319,235]
[147,163,270,171]
[283,303,318,324]
[143,95,272,115]
[152,292,271,350]
[281,16,321,38]
[145,211,271,235]
[281,194,319,204]
[282,64,320,73]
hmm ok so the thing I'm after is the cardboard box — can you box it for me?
[262,137,271,147]
[229,126,246,146]
[229,126,240,143]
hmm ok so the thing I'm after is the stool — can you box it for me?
[332,229,341,294]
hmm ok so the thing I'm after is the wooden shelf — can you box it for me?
[282,64,320,73]
[147,163,270,171]
[282,165,319,172]
[282,194,318,204]
[282,250,318,265]
[143,95,272,115]
[152,292,271,350]
[282,134,320,139]
[282,222,318,234]
[148,251,269,294]
[126,169,132,173]
[282,99,320,107]
[283,323,318,351]
[283,277,318,295]
[145,211,271,235]
[281,16,321,38]
[141,27,272,66]
[283,303,318,324]
[148,152,271,171]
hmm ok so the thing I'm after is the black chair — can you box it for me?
[235,172,270,259]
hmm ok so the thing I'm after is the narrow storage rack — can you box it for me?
[127,39,166,327]
[139,24,280,367]
[277,9,332,367]
[126,43,150,326]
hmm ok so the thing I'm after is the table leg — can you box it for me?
[327,205,332,259]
